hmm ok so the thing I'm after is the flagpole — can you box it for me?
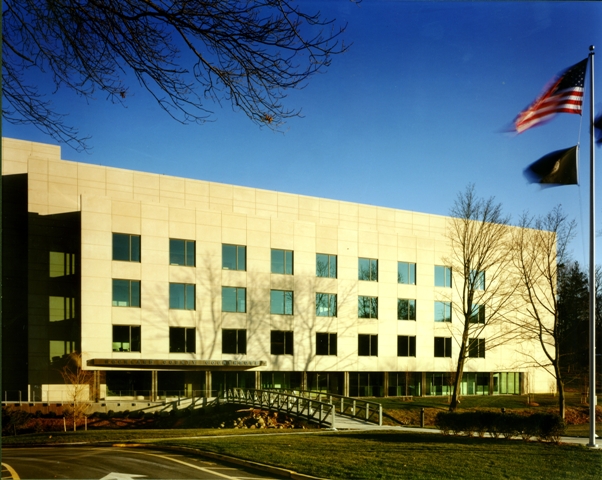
[588,44,598,449]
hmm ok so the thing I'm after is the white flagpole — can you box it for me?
[588,44,598,449]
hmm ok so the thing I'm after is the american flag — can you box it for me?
[514,58,588,133]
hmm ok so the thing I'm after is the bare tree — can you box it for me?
[511,206,576,419]
[59,352,93,431]
[445,184,515,412]
[2,0,353,151]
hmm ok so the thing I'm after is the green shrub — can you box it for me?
[463,411,488,438]
[434,411,452,435]
[433,411,563,443]
[498,413,520,439]
[531,413,565,443]
[481,411,501,439]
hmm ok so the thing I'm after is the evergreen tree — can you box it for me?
[557,261,589,386]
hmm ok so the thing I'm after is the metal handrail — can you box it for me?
[224,388,336,428]
[270,388,382,426]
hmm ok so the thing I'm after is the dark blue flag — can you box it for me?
[595,113,602,146]
[524,146,578,187]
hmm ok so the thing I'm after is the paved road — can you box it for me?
[1,447,286,480]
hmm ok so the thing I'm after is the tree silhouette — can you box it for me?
[2,0,353,151]
[59,352,93,431]
[444,184,516,412]
[512,206,576,419]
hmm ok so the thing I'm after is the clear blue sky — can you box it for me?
[4,1,602,267]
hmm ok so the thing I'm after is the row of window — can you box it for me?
[113,280,486,324]
[114,234,482,288]
[113,326,486,358]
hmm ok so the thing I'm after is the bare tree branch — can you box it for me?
[511,205,576,419]
[59,352,94,431]
[2,0,355,151]
[444,184,516,412]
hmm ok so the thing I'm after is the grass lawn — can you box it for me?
[376,393,602,437]
[153,430,602,480]
[3,428,601,479]
[3,393,601,478]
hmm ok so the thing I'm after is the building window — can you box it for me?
[397,335,416,357]
[435,265,452,287]
[358,258,378,281]
[222,287,246,313]
[434,301,452,322]
[271,249,293,275]
[316,293,337,317]
[49,340,75,363]
[397,299,416,321]
[494,372,521,395]
[358,334,378,356]
[469,338,486,358]
[112,326,141,352]
[316,333,337,356]
[358,296,378,319]
[222,244,246,271]
[271,331,294,355]
[434,337,452,358]
[222,329,247,354]
[270,290,294,315]
[170,239,195,266]
[471,270,486,290]
[113,233,140,262]
[169,283,195,310]
[112,279,141,307]
[49,296,75,322]
[169,327,196,353]
[49,251,75,277]
[398,262,416,285]
[316,254,337,278]
[470,304,485,324]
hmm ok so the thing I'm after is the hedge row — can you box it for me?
[434,411,565,443]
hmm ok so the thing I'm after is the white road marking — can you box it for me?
[127,451,249,479]
[99,474,147,480]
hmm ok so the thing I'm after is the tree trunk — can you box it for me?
[449,359,465,412]
[554,364,566,419]
[449,334,469,412]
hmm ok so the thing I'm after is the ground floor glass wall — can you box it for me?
[260,372,303,390]
[427,373,452,396]
[426,372,522,396]
[106,371,151,398]
[157,371,206,398]
[349,372,384,397]
[460,373,490,396]
[102,369,523,400]
[493,372,522,394]
[307,372,344,395]
[388,372,422,397]
[211,371,255,396]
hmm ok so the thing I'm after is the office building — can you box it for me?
[2,138,548,402]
